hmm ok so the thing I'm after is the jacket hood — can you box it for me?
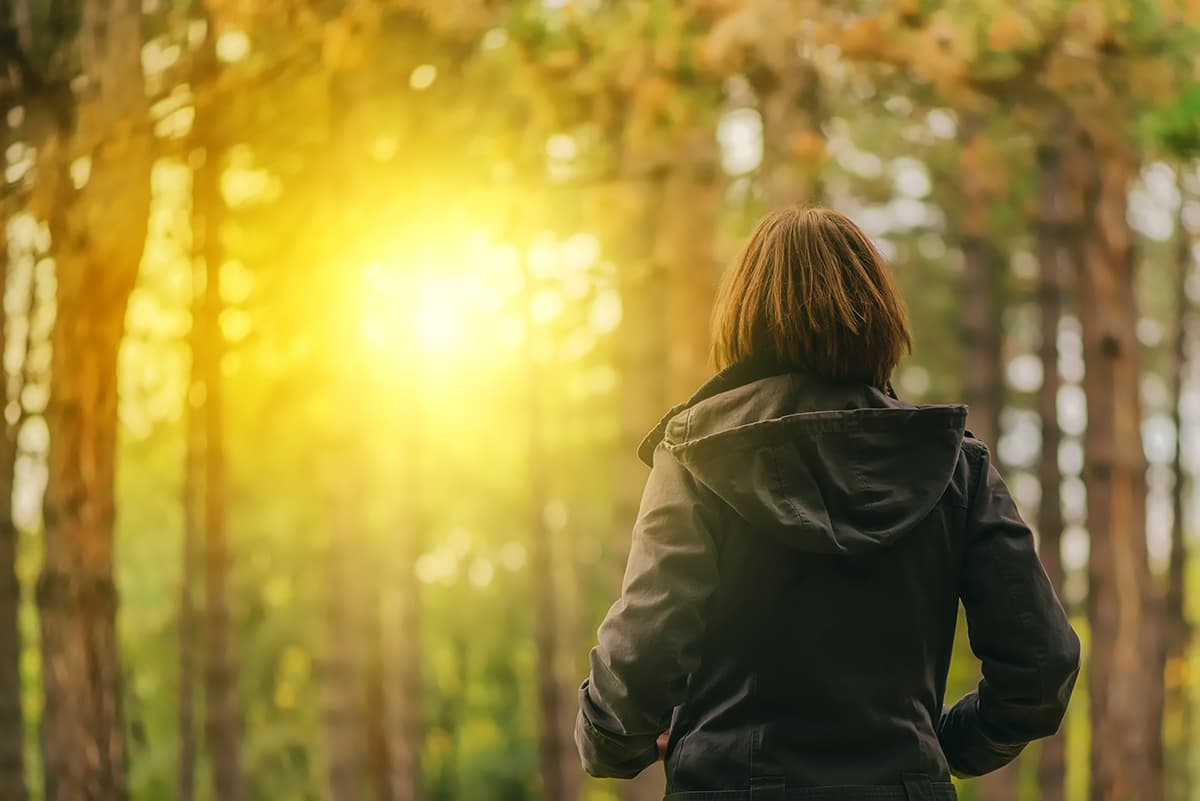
[638,359,967,555]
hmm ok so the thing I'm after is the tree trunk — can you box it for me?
[178,258,203,801]
[959,123,1006,452]
[960,119,1015,801]
[605,178,670,801]
[382,407,424,801]
[196,135,246,801]
[322,476,367,801]
[0,177,28,801]
[753,57,824,209]
[38,2,149,799]
[659,149,724,402]
[1165,166,1194,801]
[364,577,391,801]
[522,253,578,801]
[1073,129,1164,801]
[1034,143,1069,801]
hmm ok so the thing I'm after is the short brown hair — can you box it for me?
[710,207,912,387]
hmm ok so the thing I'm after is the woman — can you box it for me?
[575,207,1080,800]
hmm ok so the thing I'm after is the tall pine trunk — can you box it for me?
[660,149,723,401]
[382,420,424,801]
[1073,130,1164,801]
[522,250,578,801]
[1165,167,1193,801]
[38,1,149,799]
[608,178,670,801]
[0,175,28,801]
[753,59,824,208]
[195,135,245,801]
[1034,143,1069,801]
[178,254,203,801]
[960,120,1015,801]
[322,475,367,801]
[959,122,1006,451]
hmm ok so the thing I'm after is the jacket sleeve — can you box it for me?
[575,443,723,779]
[938,442,1082,777]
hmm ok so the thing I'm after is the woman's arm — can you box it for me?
[938,442,1082,777]
[575,443,724,779]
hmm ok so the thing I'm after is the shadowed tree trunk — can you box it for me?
[195,118,245,801]
[959,118,1015,801]
[37,1,150,799]
[0,143,28,801]
[1073,129,1164,801]
[1165,167,1194,801]
[752,53,824,209]
[1034,143,1070,801]
[959,122,1006,453]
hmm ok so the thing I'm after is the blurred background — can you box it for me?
[1,1,1199,801]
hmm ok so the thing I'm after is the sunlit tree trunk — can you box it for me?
[1034,143,1069,801]
[1165,166,1194,801]
[522,250,579,801]
[37,1,149,799]
[322,474,368,801]
[364,577,391,801]
[178,256,203,801]
[659,145,724,402]
[0,169,28,801]
[606,178,669,801]
[383,401,425,801]
[195,119,246,801]
[1073,129,1164,801]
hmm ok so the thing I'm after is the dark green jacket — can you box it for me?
[575,358,1080,799]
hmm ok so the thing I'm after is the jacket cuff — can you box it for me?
[575,684,659,779]
[937,694,1026,777]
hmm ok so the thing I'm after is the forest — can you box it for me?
[0,1,1198,801]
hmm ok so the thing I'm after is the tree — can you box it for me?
[1165,164,1195,801]
[194,84,246,801]
[31,0,152,798]
[1073,123,1162,801]
[1029,139,1074,801]
[0,112,28,801]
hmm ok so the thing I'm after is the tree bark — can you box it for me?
[195,132,246,801]
[1165,166,1193,801]
[364,577,391,801]
[1034,143,1069,801]
[959,122,1006,452]
[607,178,670,801]
[522,253,578,801]
[1073,129,1164,801]
[959,118,1015,801]
[37,2,149,799]
[0,167,28,801]
[178,258,203,801]
[322,475,367,801]
[752,53,824,209]
[382,472,424,801]
[659,147,723,403]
